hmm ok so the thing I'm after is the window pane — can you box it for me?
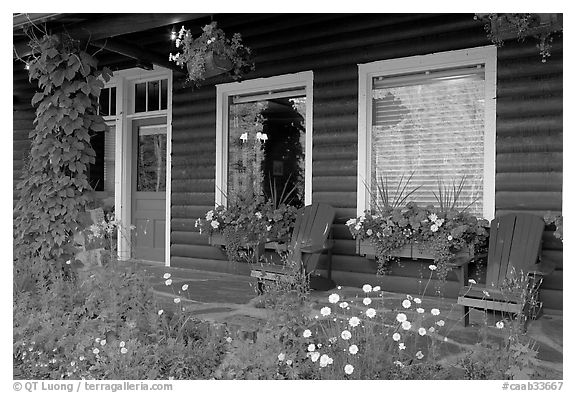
[104,125,115,193]
[228,96,306,207]
[99,88,109,116]
[371,67,485,216]
[134,83,147,113]
[148,80,160,112]
[89,131,105,191]
[137,128,166,192]
[160,79,168,110]
[110,87,117,116]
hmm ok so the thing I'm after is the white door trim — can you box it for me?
[108,67,172,263]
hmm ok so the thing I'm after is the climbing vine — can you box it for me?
[14,32,111,284]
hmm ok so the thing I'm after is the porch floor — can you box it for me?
[127,259,563,379]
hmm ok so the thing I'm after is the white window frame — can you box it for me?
[357,46,497,220]
[215,71,314,207]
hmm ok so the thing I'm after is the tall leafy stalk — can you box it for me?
[14,31,110,285]
[432,175,477,213]
[368,172,421,215]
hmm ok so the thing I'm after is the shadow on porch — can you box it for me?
[127,259,563,379]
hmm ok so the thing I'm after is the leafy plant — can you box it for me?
[195,191,298,263]
[169,21,254,86]
[370,171,421,214]
[347,203,488,278]
[432,175,477,213]
[13,263,228,380]
[13,31,111,285]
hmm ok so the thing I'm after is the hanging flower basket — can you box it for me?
[170,21,254,86]
[192,51,233,80]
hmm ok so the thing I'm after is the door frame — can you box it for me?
[108,67,173,265]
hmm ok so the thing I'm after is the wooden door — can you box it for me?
[132,118,167,262]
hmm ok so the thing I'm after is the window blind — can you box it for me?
[371,65,486,216]
[104,125,115,193]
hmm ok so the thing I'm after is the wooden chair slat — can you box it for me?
[251,203,335,292]
[458,213,546,328]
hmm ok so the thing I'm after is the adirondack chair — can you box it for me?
[452,213,554,328]
[250,203,336,292]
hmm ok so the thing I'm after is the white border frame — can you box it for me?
[106,67,173,264]
[215,71,314,206]
[357,46,497,220]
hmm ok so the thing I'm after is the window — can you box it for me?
[216,72,313,207]
[134,78,168,113]
[89,125,116,193]
[357,47,496,219]
[98,87,116,116]
[136,125,167,192]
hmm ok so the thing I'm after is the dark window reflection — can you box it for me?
[161,79,168,110]
[228,96,306,207]
[137,130,167,192]
[135,83,146,113]
[148,80,159,112]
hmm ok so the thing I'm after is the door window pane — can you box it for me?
[137,127,167,192]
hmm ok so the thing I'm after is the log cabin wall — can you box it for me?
[169,14,562,309]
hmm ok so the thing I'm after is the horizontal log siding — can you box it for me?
[13,64,35,206]
[98,14,564,309]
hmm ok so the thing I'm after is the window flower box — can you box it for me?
[347,202,488,280]
[357,239,473,261]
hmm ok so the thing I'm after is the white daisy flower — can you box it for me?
[363,298,372,306]
[415,350,424,360]
[163,273,171,279]
[401,321,412,330]
[392,333,401,342]
[339,302,349,309]
[341,330,352,340]
[362,284,372,293]
[328,293,340,303]
[365,308,376,318]
[402,299,411,308]
[320,307,331,316]
[416,308,424,314]
[349,316,361,327]
[431,308,440,316]
[278,353,285,361]
[303,329,312,338]
[398,343,406,350]
[344,364,354,375]
[496,321,505,329]
[308,344,315,352]
[418,328,427,336]
[396,313,407,323]
[348,344,358,355]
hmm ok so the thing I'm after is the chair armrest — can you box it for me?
[265,236,290,245]
[447,253,487,268]
[300,243,333,254]
[527,261,556,276]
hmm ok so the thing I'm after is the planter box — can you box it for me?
[357,239,472,261]
[208,233,288,263]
